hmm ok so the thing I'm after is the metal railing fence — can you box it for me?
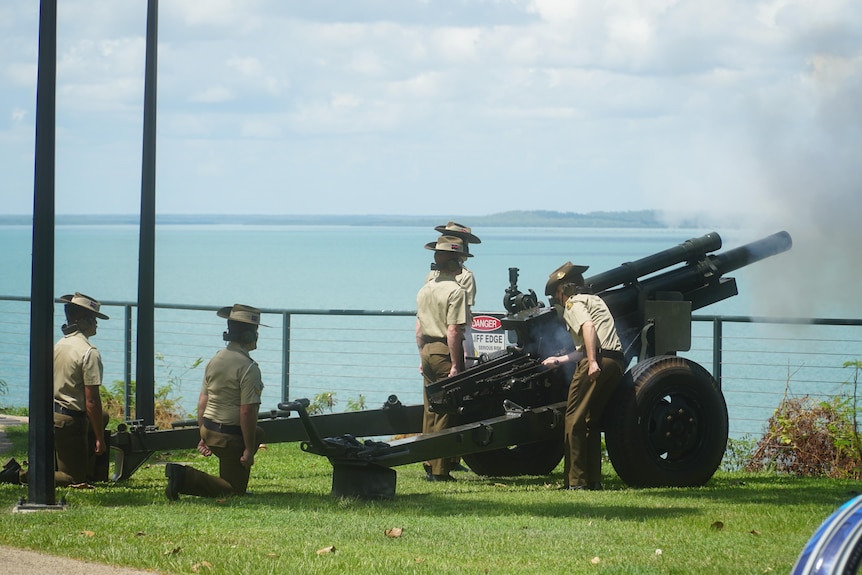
[1,296,860,439]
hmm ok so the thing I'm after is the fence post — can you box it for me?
[282,312,291,402]
[124,304,133,420]
[712,317,723,389]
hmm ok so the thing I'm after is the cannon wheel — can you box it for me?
[461,435,564,477]
[604,355,728,488]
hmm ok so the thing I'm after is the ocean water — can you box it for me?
[0,224,754,312]
[1,223,858,439]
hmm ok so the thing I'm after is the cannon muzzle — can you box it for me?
[706,230,792,277]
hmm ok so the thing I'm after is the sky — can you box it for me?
[0,0,857,221]
[0,0,861,313]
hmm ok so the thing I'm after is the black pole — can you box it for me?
[27,0,58,506]
[136,0,158,425]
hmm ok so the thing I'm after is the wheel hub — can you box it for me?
[648,395,700,458]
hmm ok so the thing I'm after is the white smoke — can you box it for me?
[655,53,862,319]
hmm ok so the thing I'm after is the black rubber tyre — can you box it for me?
[462,435,564,477]
[604,355,728,488]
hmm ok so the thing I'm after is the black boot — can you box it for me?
[0,458,22,484]
[165,463,186,501]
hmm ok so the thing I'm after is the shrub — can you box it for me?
[100,380,189,430]
[744,361,862,479]
[721,434,756,472]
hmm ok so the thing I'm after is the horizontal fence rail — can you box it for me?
[1,296,860,440]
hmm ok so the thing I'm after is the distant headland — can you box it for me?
[0,210,706,228]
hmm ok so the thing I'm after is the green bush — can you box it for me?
[744,360,862,479]
[100,380,189,429]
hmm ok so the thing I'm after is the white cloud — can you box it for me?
[0,0,859,235]
[190,86,234,104]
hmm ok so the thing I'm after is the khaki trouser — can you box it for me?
[564,356,623,487]
[176,426,265,498]
[20,411,110,486]
[420,341,454,476]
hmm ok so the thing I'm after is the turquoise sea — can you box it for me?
[1,224,767,311]
[1,223,859,439]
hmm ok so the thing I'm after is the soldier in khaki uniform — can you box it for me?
[2,292,109,486]
[541,263,625,490]
[424,222,480,474]
[165,304,266,500]
[416,236,471,482]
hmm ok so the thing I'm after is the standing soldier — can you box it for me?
[1,292,110,486]
[416,235,471,482]
[424,222,480,473]
[165,304,266,500]
[542,264,625,491]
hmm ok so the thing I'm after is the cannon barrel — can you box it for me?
[702,230,792,277]
[585,232,723,294]
[600,230,792,317]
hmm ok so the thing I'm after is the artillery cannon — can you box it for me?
[110,230,792,496]
[415,230,792,487]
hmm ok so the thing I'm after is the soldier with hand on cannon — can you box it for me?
[416,236,472,482]
[542,263,625,491]
[1,292,110,487]
[165,304,266,500]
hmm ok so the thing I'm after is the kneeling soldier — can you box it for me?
[165,304,266,500]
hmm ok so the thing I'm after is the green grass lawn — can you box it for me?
[0,424,857,575]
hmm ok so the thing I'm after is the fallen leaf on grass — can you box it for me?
[164,546,182,556]
[191,561,213,572]
[590,557,601,565]
[80,530,95,537]
[316,546,336,555]
[710,521,725,531]
[216,498,227,504]
[751,529,761,536]
[655,549,662,556]
[493,483,507,488]
[385,527,403,538]
[265,553,278,558]
[414,557,424,564]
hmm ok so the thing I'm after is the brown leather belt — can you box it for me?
[600,349,626,363]
[202,417,242,435]
[54,403,86,418]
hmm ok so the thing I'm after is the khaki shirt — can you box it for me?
[200,342,264,426]
[54,330,103,412]
[425,266,476,306]
[563,293,622,353]
[416,273,468,339]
